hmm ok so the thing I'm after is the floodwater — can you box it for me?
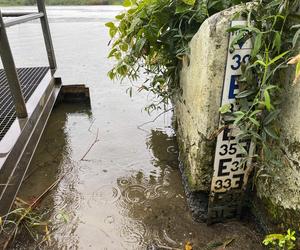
[2,6,263,249]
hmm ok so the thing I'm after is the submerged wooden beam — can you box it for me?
[57,84,90,104]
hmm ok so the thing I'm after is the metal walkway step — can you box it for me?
[0,68,61,215]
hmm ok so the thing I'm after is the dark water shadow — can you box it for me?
[11,103,92,248]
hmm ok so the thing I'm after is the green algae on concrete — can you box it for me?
[176,119,215,192]
[254,138,300,231]
[254,37,300,230]
[252,195,300,233]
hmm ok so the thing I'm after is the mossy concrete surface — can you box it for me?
[254,69,300,231]
[253,10,300,230]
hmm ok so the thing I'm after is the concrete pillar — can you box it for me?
[175,3,300,228]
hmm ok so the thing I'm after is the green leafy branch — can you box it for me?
[224,0,300,180]
[106,0,252,112]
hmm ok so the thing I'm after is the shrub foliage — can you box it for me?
[106,0,252,112]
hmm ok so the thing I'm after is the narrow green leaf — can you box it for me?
[251,33,262,57]
[263,110,281,125]
[234,111,245,116]
[268,51,290,65]
[134,37,147,54]
[264,89,271,111]
[249,117,260,127]
[236,89,256,98]
[263,126,279,140]
[233,111,245,125]
[293,29,300,48]
[254,60,266,67]
[264,85,278,91]
[248,130,262,141]
[175,2,192,13]
[181,0,196,6]
[272,31,281,52]
[227,25,247,32]
[266,0,281,9]
[250,110,262,117]
[246,26,261,34]
[226,25,247,32]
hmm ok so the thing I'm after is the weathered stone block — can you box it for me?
[254,50,300,231]
[251,4,300,230]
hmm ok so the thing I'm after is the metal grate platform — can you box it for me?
[0,67,49,141]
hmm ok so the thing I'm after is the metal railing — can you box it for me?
[0,0,56,119]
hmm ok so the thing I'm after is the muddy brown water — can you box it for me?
[2,6,263,249]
